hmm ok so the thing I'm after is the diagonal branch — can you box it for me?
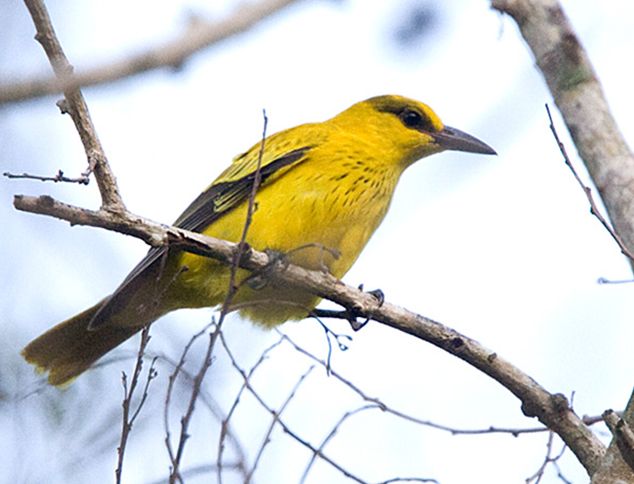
[14,0,607,478]
[546,104,634,261]
[3,0,302,105]
[23,0,123,209]
[491,0,634,270]
[11,191,606,475]
[490,1,634,481]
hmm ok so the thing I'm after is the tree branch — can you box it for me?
[11,192,606,474]
[490,0,634,480]
[23,0,123,209]
[491,0,634,270]
[13,0,609,478]
[602,410,634,474]
[3,0,301,105]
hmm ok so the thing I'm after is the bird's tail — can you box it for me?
[21,302,142,386]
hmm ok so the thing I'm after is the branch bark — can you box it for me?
[12,191,606,475]
[491,0,634,481]
[491,0,634,268]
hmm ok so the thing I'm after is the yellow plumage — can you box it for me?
[22,95,495,385]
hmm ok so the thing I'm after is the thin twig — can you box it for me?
[546,104,634,262]
[279,332,610,437]
[220,332,370,484]
[115,325,157,484]
[3,169,90,185]
[168,111,268,483]
[217,337,285,483]
[597,277,634,285]
[300,405,379,483]
[221,109,268,314]
[246,365,316,482]
[169,328,221,484]
[308,312,353,374]
[12,185,607,473]
[155,350,250,480]
[146,462,244,484]
[525,431,571,484]
[378,478,439,484]
[164,322,214,481]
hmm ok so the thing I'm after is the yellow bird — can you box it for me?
[22,95,495,386]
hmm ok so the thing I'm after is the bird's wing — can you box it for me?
[89,143,313,329]
[173,145,311,232]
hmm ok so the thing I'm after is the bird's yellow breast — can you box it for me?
[174,128,405,324]
[21,94,496,386]
[165,95,494,325]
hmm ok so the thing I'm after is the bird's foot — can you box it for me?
[310,284,384,332]
[245,249,288,290]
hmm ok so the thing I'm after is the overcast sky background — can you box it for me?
[2,1,634,483]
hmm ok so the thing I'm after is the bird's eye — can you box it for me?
[400,109,424,129]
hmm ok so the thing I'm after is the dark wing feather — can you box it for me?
[88,147,311,329]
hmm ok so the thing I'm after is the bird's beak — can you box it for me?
[432,126,496,155]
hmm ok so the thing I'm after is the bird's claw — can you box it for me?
[310,285,385,332]
[361,286,385,307]
[245,248,288,290]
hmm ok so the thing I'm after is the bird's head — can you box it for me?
[331,94,496,166]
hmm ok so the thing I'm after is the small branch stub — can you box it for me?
[603,410,634,472]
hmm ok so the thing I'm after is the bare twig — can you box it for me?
[301,405,380,483]
[597,277,634,285]
[308,313,353,374]
[2,0,301,105]
[280,332,610,438]
[12,187,607,474]
[217,337,285,483]
[146,462,245,484]
[526,431,571,484]
[546,104,634,261]
[246,365,315,482]
[3,169,90,185]
[168,111,268,483]
[221,109,268,314]
[168,327,221,484]
[220,332,370,484]
[115,326,157,484]
[15,2,607,476]
[492,0,634,270]
[379,478,439,484]
[155,350,250,481]
[164,322,214,481]
[23,0,123,209]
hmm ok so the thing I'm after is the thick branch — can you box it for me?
[23,0,123,209]
[491,0,634,480]
[491,0,634,269]
[12,193,606,474]
[3,0,301,105]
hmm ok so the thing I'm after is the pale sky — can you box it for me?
[2,1,634,483]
